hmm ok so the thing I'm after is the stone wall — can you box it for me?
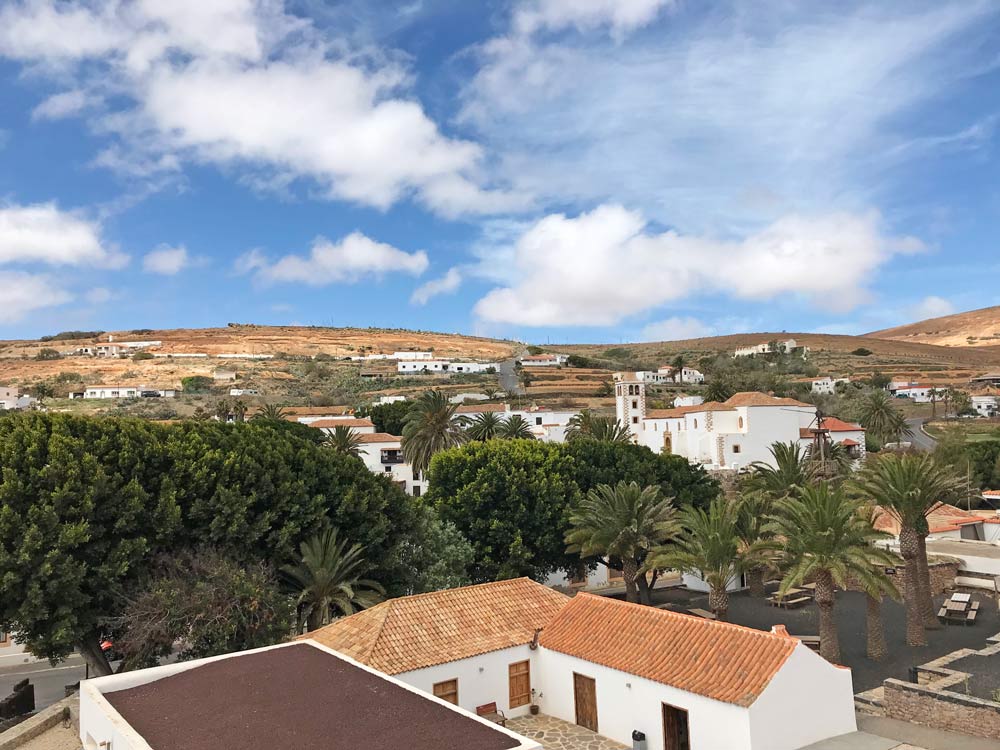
[882,634,1000,740]
[927,559,961,594]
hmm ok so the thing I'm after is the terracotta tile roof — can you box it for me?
[839,438,860,447]
[309,418,375,429]
[303,578,569,675]
[455,403,507,414]
[539,595,797,707]
[872,502,1000,536]
[819,417,864,432]
[724,392,814,408]
[645,404,716,419]
[283,406,355,416]
[983,490,1000,497]
[356,433,402,443]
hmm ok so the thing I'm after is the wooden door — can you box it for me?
[573,673,598,732]
[433,679,458,705]
[509,661,531,708]
[662,703,690,750]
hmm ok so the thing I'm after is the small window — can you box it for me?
[693,419,698,429]
[384,466,392,472]
[535,417,542,425]
[632,416,638,424]
[413,486,422,498]
[733,445,741,454]
[632,400,638,409]
[738,417,744,429]
[433,679,459,705]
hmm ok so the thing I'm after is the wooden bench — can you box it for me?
[966,610,978,626]
[688,608,718,620]
[476,703,507,727]
[971,601,980,612]
[782,596,811,609]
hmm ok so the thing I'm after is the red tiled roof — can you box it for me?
[309,418,375,429]
[283,406,355,416]
[983,490,1000,497]
[839,438,860,447]
[872,502,1000,536]
[356,433,402,444]
[303,578,569,675]
[819,417,864,432]
[724,392,813,408]
[539,594,797,707]
[646,403,720,419]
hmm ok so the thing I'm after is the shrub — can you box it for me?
[852,348,873,357]
[181,376,214,393]
[34,348,61,361]
[133,351,154,361]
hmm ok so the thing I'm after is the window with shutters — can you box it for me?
[433,679,458,705]
[508,661,531,708]
[0,631,8,646]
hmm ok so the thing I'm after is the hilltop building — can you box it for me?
[519,353,568,367]
[733,339,807,358]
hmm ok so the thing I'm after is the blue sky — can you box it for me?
[0,0,998,344]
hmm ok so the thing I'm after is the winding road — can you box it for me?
[906,418,938,452]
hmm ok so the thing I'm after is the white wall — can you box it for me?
[399,646,538,719]
[747,644,856,750]
[535,648,753,750]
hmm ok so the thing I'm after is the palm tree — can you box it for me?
[746,442,817,498]
[481,387,500,401]
[852,454,966,644]
[467,411,504,441]
[501,414,534,439]
[253,403,287,422]
[566,411,632,443]
[401,390,468,475]
[231,399,248,423]
[704,378,734,403]
[736,491,776,597]
[805,440,854,479]
[215,398,232,422]
[767,483,898,663]
[566,482,680,604]
[645,498,752,619]
[857,506,902,661]
[853,390,911,447]
[323,425,364,457]
[281,528,385,632]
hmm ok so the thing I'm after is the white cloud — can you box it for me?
[514,0,673,36]
[411,267,462,305]
[0,0,519,216]
[142,245,190,275]
[233,248,268,276]
[0,273,72,323]
[473,204,922,326]
[909,295,956,321]
[255,232,429,285]
[32,89,93,120]
[640,316,714,342]
[463,3,997,234]
[0,202,125,267]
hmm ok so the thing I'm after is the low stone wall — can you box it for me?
[882,634,1000,740]
[0,696,75,750]
[927,558,962,594]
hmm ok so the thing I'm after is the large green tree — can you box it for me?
[0,414,180,675]
[851,390,911,448]
[357,400,409,435]
[426,440,581,582]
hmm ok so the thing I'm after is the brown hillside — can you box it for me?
[866,306,1000,348]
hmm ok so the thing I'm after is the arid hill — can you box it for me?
[866,306,1000,348]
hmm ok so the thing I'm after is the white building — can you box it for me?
[454,403,577,442]
[798,417,866,462]
[398,359,452,374]
[449,361,499,374]
[894,384,936,403]
[616,375,861,470]
[229,388,260,397]
[811,377,850,395]
[309,417,376,435]
[0,387,36,410]
[673,395,704,407]
[614,367,703,385]
[972,395,999,417]
[677,366,704,384]
[377,395,407,405]
[733,339,801,358]
[519,354,568,367]
[79,640,537,750]
[356,433,427,497]
[84,385,177,399]
[308,580,856,750]
[393,351,434,360]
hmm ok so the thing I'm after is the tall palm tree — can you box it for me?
[853,390,911,447]
[401,390,468,475]
[467,411,503,441]
[736,491,777,597]
[645,498,753,619]
[703,378,735,403]
[857,505,902,661]
[281,529,385,632]
[323,425,364,457]
[852,454,966,645]
[566,482,680,604]
[215,398,233,422]
[500,414,535,439]
[767,483,898,664]
[805,440,854,479]
[230,399,248,423]
[565,410,598,440]
[746,442,817,498]
[253,402,287,422]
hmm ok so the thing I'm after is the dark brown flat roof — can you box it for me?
[104,643,523,750]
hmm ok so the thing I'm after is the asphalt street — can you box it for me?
[906,418,938,452]
[0,655,86,711]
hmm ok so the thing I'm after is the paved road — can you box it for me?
[0,656,86,711]
[496,357,523,396]
[906,418,938,452]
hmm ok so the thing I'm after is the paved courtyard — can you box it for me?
[507,715,626,750]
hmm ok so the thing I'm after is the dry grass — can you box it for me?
[868,305,1000,348]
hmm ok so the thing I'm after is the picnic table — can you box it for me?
[767,589,811,609]
[938,593,979,626]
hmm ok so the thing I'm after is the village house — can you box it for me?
[228,388,259,396]
[810,376,850,395]
[972,395,999,417]
[455,403,577,442]
[971,372,1000,387]
[0,386,36,410]
[616,375,862,470]
[613,367,704,385]
[893,383,936,402]
[398,359,453,374]
[306,579,857,750]
[356,433,427,496]
[83,385,177,399]
[308,417,376,435]
[283,405,355,423]
[519,353,569,367]
[799,417,866,461]
[733,339,804,358]
[78,641,538,750]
